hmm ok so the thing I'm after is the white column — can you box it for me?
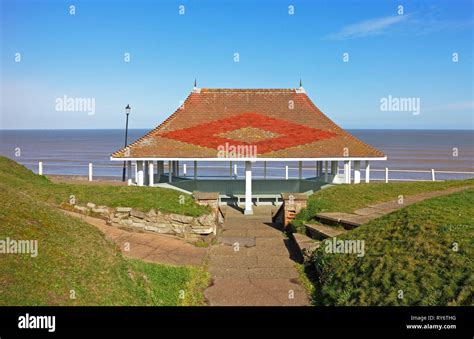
[127,161,132,185]
[148,162,154,186]
[324,161,328,182]
[285,165,289,180]
[298,161,302,179]
[38,161,43,175]
[137,161,144,186]
[385,167,389,183]
[194,161,197,180]
[183,163,187,177]
[134,161,138,183]
[144,161,149,185]
[431,169,436,181]
[234,163,237,178]
[168,160,172,183]
[365,161,370,183]
[88,162,93,181]
[344,160,350,184]
[264,161,267,180]
[354,160,361,184]
[244,161,253,215]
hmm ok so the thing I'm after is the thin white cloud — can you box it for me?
[325,15,408,40]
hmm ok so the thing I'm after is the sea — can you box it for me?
[0,129,473,182]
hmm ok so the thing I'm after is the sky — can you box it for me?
[0,0,473,130]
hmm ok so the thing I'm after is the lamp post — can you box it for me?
[122,104,131,181]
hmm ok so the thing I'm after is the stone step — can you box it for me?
[292,232,320,260]
[305,223,346,239]
[316,212,367,229]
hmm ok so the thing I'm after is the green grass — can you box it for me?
[0,156,209,217]
[308,189,474,306]
[293,179,474,228]
[0,179,209,306]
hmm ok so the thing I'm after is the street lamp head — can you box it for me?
[125,104,131,115]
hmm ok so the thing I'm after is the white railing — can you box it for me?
[30,161,474,183]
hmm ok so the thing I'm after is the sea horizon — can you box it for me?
[1,129,473,182]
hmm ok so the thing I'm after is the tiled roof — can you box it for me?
[112,88,385,159]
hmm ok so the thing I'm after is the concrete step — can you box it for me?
[305,223,346,239]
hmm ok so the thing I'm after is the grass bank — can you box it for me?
[0,178,209,305]
[308,189,474,306]
[0,156,209,217]
[293,179,474,228]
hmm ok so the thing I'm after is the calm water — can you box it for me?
[0,129,473,181]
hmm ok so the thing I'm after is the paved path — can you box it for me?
[205,206,309,306]
[317,186,473,227]
[64,211,208,267]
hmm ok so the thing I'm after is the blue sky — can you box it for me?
[1,0,473,129]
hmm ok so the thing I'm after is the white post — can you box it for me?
[127,161,132,186]
[38,161,43,175]
[148,162,154,186]
[385,167,389,183]
[285,165,289,180]
[183,163,187,177]
[354,161,360,184]
[344,160,350,184]
[88,162,93,181]
[144,161,149,185]
[134,161,138,183]
[137,161,144,186]
[194,161,197,180]
[264,161,267,180]
[324,161,328,182]
[168,160,172,183]
[244,161,253,215]
[431,169,435,181]
[298,161,302,180]
[365,161,370,183]
[234,163,237,178]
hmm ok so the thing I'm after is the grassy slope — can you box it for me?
[0,157,209,217]
[0,157,209,306]
[294,179,474,226]
[309,189,474,306]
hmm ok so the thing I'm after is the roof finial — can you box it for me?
[192,78,201,93]
[296,78,306,94]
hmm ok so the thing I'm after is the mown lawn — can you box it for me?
[293,179,474,227]
[308,189,474,306]
[0,156,209,217]
[0,181,209,306]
